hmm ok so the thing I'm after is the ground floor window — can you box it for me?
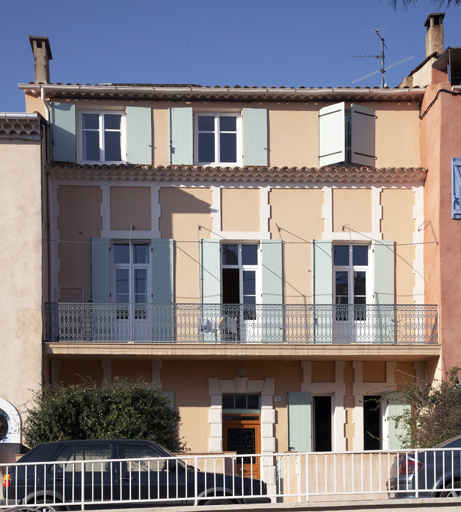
[313,396,332,452]
[363,395,381,450]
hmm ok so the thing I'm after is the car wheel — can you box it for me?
[438,480,461,498]
[32,497,66,512]
[202,498,233,505]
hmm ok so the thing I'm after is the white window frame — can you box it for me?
[194,112,242,166]
[78,110,126,164]
[111,241,151,304]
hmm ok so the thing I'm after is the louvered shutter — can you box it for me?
[151,239,174,342]
[351,104,376,166]
[242,108,268,166]
[319,102,346,166]
[388,393,410,449]
[372,241,395,343]
[126,106,152,165]
[452,158,461,219]
[261,240,283,342]
[287,391,311,452]
[200,239,221,304]
[169,107,193,165]
[51,102,76,162]
[90,238,110,303]
[312,240,332,343]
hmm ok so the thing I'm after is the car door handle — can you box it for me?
[122,476,135,481]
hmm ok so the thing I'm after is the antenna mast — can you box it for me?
[375,29,388,88]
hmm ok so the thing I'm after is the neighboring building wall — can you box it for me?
[0,114,45,460]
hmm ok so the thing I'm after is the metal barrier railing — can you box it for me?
[44,303,438,344]
[2,447,460,509]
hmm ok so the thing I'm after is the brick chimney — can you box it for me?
[424,13,445,58]
[29,36,52,83]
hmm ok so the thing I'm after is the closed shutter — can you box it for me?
[151,239,174,303]
[372,241,395,343]
[351,104,376,167]
[51,102,76,162]
[452,158,461,219]
[126,106,152,165]
[242,108,268,166]
[261,240,283,342]
[319,102,345,166]
[388,393,410,449]
[287,391,311,452]
[90,238,110,303]
[313,240,332,343]
[169,107,193,165]
[164,391,175,410]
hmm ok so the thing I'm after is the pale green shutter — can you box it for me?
[200,239,221,304]
[287,391,311,452]
[261,240,283,342]
[151,239,174,341]
[164,391,175,410]
[51,102,76,162]
[373,241,395,343]
[242,108,268,166]
[126,106,152,165]
[169,107,193,165]
[313,240,332,343]
[388,393,410,449]
[90,238,110,303]
[351,104,376,167]
[319,102,345,166]
[151,239,174,303]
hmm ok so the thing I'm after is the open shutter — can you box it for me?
[287,391,311,452]
[169,107,193,165]
[242,108,268,166]
[373,241,395,343]
[126,106,152,165]
[387,393,410,449]
[351,104,376,166]
[151,239,174,341]
[51,102,76,162]
[90,238,110,303]
[261,240,283,342]
[313,240,332,343]
[452,158,461,219]
[163,391,175,410]
[319,102,345,166]
[200,239,221,304]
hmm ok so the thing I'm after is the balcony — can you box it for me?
[44,303,438,345]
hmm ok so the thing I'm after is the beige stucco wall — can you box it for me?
[269,189,324,303]
[0,140,43,450]
[110,187,151,231]
[57,186,102,301]
[332,189,372,233]
[381,189,415,303]
[159,187,212,303]
[221,189,260,232]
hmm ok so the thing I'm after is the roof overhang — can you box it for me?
[19,83,426,103]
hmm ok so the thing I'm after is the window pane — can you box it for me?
[105,131,121,161]
[235,395,246,409]
[115,269,129,301]
[335,271,348,297]
[133,244,149,264]
[104,114,121,130]
[243,296,256,304]
[247,395,259,409]
[242,245,258,265]
[222,244,238,265]
[220,133,237,162]
[198,115,214,131]
[220,116,236,131]
[222,268,240,303]
[198,133,215,162]
[82,113,99,130]
[354,271,366,296]
[222,395,234,409]
[333,245,349,266]
[353,246,368,266]
[134,269,147,302]
[113,244,129,264]
[243,270,255,295]
[83,131,100,161]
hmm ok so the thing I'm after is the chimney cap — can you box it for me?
[29,36,53,60]
[424,13,445,28]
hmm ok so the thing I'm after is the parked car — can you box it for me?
[387,435,461,498]
[2,439,270,509]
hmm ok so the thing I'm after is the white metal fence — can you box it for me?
[1,448,460,509]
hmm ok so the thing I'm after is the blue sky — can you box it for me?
[2,0,461,112]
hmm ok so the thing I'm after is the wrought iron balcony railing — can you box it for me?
[44,303,438,345]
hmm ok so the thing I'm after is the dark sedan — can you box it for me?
[2,439,270,508]
[386,435,461,498]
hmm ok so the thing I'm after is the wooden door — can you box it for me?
[223,415,260,479]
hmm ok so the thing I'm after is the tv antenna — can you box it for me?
[352,29,413,88]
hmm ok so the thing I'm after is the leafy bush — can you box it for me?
[23,379,182,451]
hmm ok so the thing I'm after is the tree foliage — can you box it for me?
[384,368,461,448]
[23,380,183,451]
[388,0,461,8]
